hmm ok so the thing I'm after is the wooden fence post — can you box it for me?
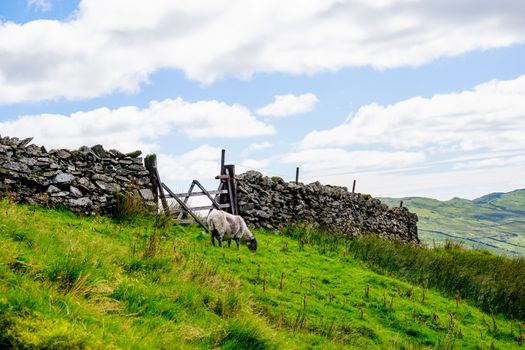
[295,167,300,183]
[352,179,356,193]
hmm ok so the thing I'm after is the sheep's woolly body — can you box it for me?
[207,209,254,241]
[207,209,257,251]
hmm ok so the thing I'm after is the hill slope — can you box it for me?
[381,189,525,256]
[0,201,523,349]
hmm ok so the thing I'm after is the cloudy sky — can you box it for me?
[0,0,524,200]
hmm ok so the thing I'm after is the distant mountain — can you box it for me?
[380,189,525,256]
[475,188,525,213]
[472,191,505,204]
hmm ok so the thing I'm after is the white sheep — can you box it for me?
[207,209,258,251]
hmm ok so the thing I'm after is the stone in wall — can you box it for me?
[236,171,419,244]
[0,135,154,215]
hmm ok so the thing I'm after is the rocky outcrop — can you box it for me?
[0,136,153,215]
[236,171,419,243]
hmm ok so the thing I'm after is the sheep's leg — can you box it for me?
[218,235,223,248]
[228,239,232,248]
[236,238,241,250]
[210,228,220,246]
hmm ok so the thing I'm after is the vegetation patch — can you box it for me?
[345,235,525,320]
[220,318,275,350]
[1,200,524,348]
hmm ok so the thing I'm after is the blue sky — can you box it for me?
[1,0,524,199]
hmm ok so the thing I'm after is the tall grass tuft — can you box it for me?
[282,224,345,254]
[346,236,525,320]
[2,315,98,349]
[219,318,275,350]
[114,191,146,219]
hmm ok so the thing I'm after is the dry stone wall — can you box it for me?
[0,136,153,215]
[236,171,419,243]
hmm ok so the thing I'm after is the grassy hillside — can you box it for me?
[380,189,525,256]
[1,201,524,349]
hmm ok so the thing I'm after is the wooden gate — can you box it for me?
[144,151,238,232]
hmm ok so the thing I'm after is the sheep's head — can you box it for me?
[247,237,258,252]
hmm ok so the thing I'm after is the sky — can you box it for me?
[0,0,524,200]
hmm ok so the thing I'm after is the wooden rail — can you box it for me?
[161,183,209,231]
[166,189,228,198]
[145,149,239,230]
[171,203,230,213]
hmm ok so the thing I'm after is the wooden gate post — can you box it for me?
[220,149,225,174]
[224,164,238,215]
[216,149,238,215]
[144,154,170,215]
[218,150,228,210]
[144,154,159,204]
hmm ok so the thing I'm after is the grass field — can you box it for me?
[381,189,525,256]
[1,200,524,349]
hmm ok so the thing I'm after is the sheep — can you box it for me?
[207,209,257,251]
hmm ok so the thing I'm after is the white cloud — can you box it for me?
[241,141,273,157]
[318,163,525,201]
[239,158,272,173]
[158,145,222,182]
[1,0,525,103]
[289,75,525,199]
[453,155,525,170]
[300,74,525,152]
[257,93,318,117]
[281,148,426,174]
[246,141,273,152]
[0,97,274,152]
[27,0,52,12]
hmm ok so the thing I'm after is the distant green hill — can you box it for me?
[380,189,525,256]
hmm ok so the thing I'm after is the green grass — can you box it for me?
[1,200,524,348]
[381,189,525,256]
